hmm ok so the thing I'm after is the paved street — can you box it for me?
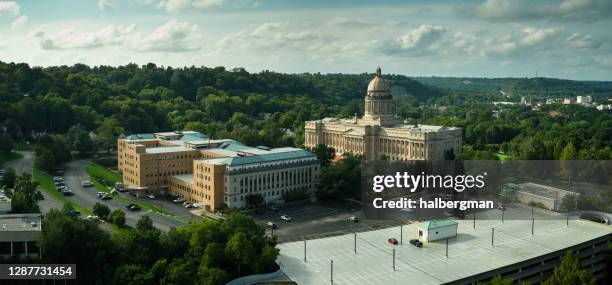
[5,151,62,214]
[4,152,189,231]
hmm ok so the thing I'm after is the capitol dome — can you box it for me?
[367,66,390,96]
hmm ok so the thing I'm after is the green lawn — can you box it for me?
[32,168,91,214]
[0,152,22,168]
[494,153,512,161]
[85,162,187,223]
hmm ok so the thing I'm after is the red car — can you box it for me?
[387,238,398,245]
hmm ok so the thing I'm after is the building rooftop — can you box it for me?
[277,209,612,285]
[202,148,316,166]
[517,183,576,199]
[420,219,458,230]
[312,118,460,133]
[173,174,193,184]
[0,213,42,232]
[124,133,156,141]
[145,146,194,154]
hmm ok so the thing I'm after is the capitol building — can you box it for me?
[304,67,462,161]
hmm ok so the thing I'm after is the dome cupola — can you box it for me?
[367,66,390,97]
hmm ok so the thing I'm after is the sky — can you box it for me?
[0,0,611,80]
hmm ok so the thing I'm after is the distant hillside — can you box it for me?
[412,77,612,102]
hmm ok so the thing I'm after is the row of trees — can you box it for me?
[2,203,279,285]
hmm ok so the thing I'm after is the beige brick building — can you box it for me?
[305,67,462,160]
[117,131,320,211]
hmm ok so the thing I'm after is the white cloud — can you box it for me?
[566,33,602,49]
[10,15,27,29]
[39,25,137,50]
[484,27,565,56]
[380,24,478,57]
[157,0,224,13]
[36,20,202,52]
[138,20,202,51]
[98,0,118,11]
[0,1,19,16]
[456,0,612,22]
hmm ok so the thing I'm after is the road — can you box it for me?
[62,160,186,231]
[5,151,62,213]
[5,152,188,231]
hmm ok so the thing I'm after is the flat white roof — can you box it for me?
[277,209,612,285]
[0,213,42,232]
[145,146,193,154]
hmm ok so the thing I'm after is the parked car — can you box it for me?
[184,203,194,209]
[125,204,141,211]
[62,189,74,196]
[54,181,65,187]
[96,192,107,198]
[85,215,100,222]
[53,177,63,182]
[280,215,292,222]
[266,221,277,229]
[100,195,112,200]
[347,216,359,223]
[387,238,399,245]
[81,180,93,187]
[173,197,185,203]
[147,194,155,199]
[409,239,423,248]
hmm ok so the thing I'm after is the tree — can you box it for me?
[317,153,362,201]
[559,194,578,212]
[244,193,264,208]
[312,144,335,167]
[0,133,14,155]
[136,215,154,231]
[110,209,126,227]
[96,118,124,154]
[33,146,56,172]
[67,124,95,157]
[544,251,596,285]
[93,202,111,220]
[6,172,43,213]
[62,202,80,219]
[1,166,17,188]
[225,232,255,276]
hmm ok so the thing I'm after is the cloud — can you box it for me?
[0,1,19,16]
[98,0,118,11]
[566,33,602,49]
[10,15,27,29]
[484,27,565,56]
[379,24,478,57]
[157,0,224,12]
[39,25,137,50]
[37,20,202,52]
[138,19,202,51]
[456,0,612,22]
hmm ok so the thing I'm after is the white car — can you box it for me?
[147,194,155,199]
[81,180,93,187]
[173,197,185,203]
[280,215,292,222]
[85,215,99,222]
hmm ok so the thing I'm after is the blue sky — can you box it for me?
[1,0,611,80]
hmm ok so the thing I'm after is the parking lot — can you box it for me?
[252,203,405,243]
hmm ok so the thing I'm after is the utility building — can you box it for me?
[417,219,458,242]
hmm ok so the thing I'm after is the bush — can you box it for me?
[109,209,126,227]
[93,203,111,220]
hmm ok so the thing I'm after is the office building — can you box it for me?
[118,131,320,211]
[304,67,461,161]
